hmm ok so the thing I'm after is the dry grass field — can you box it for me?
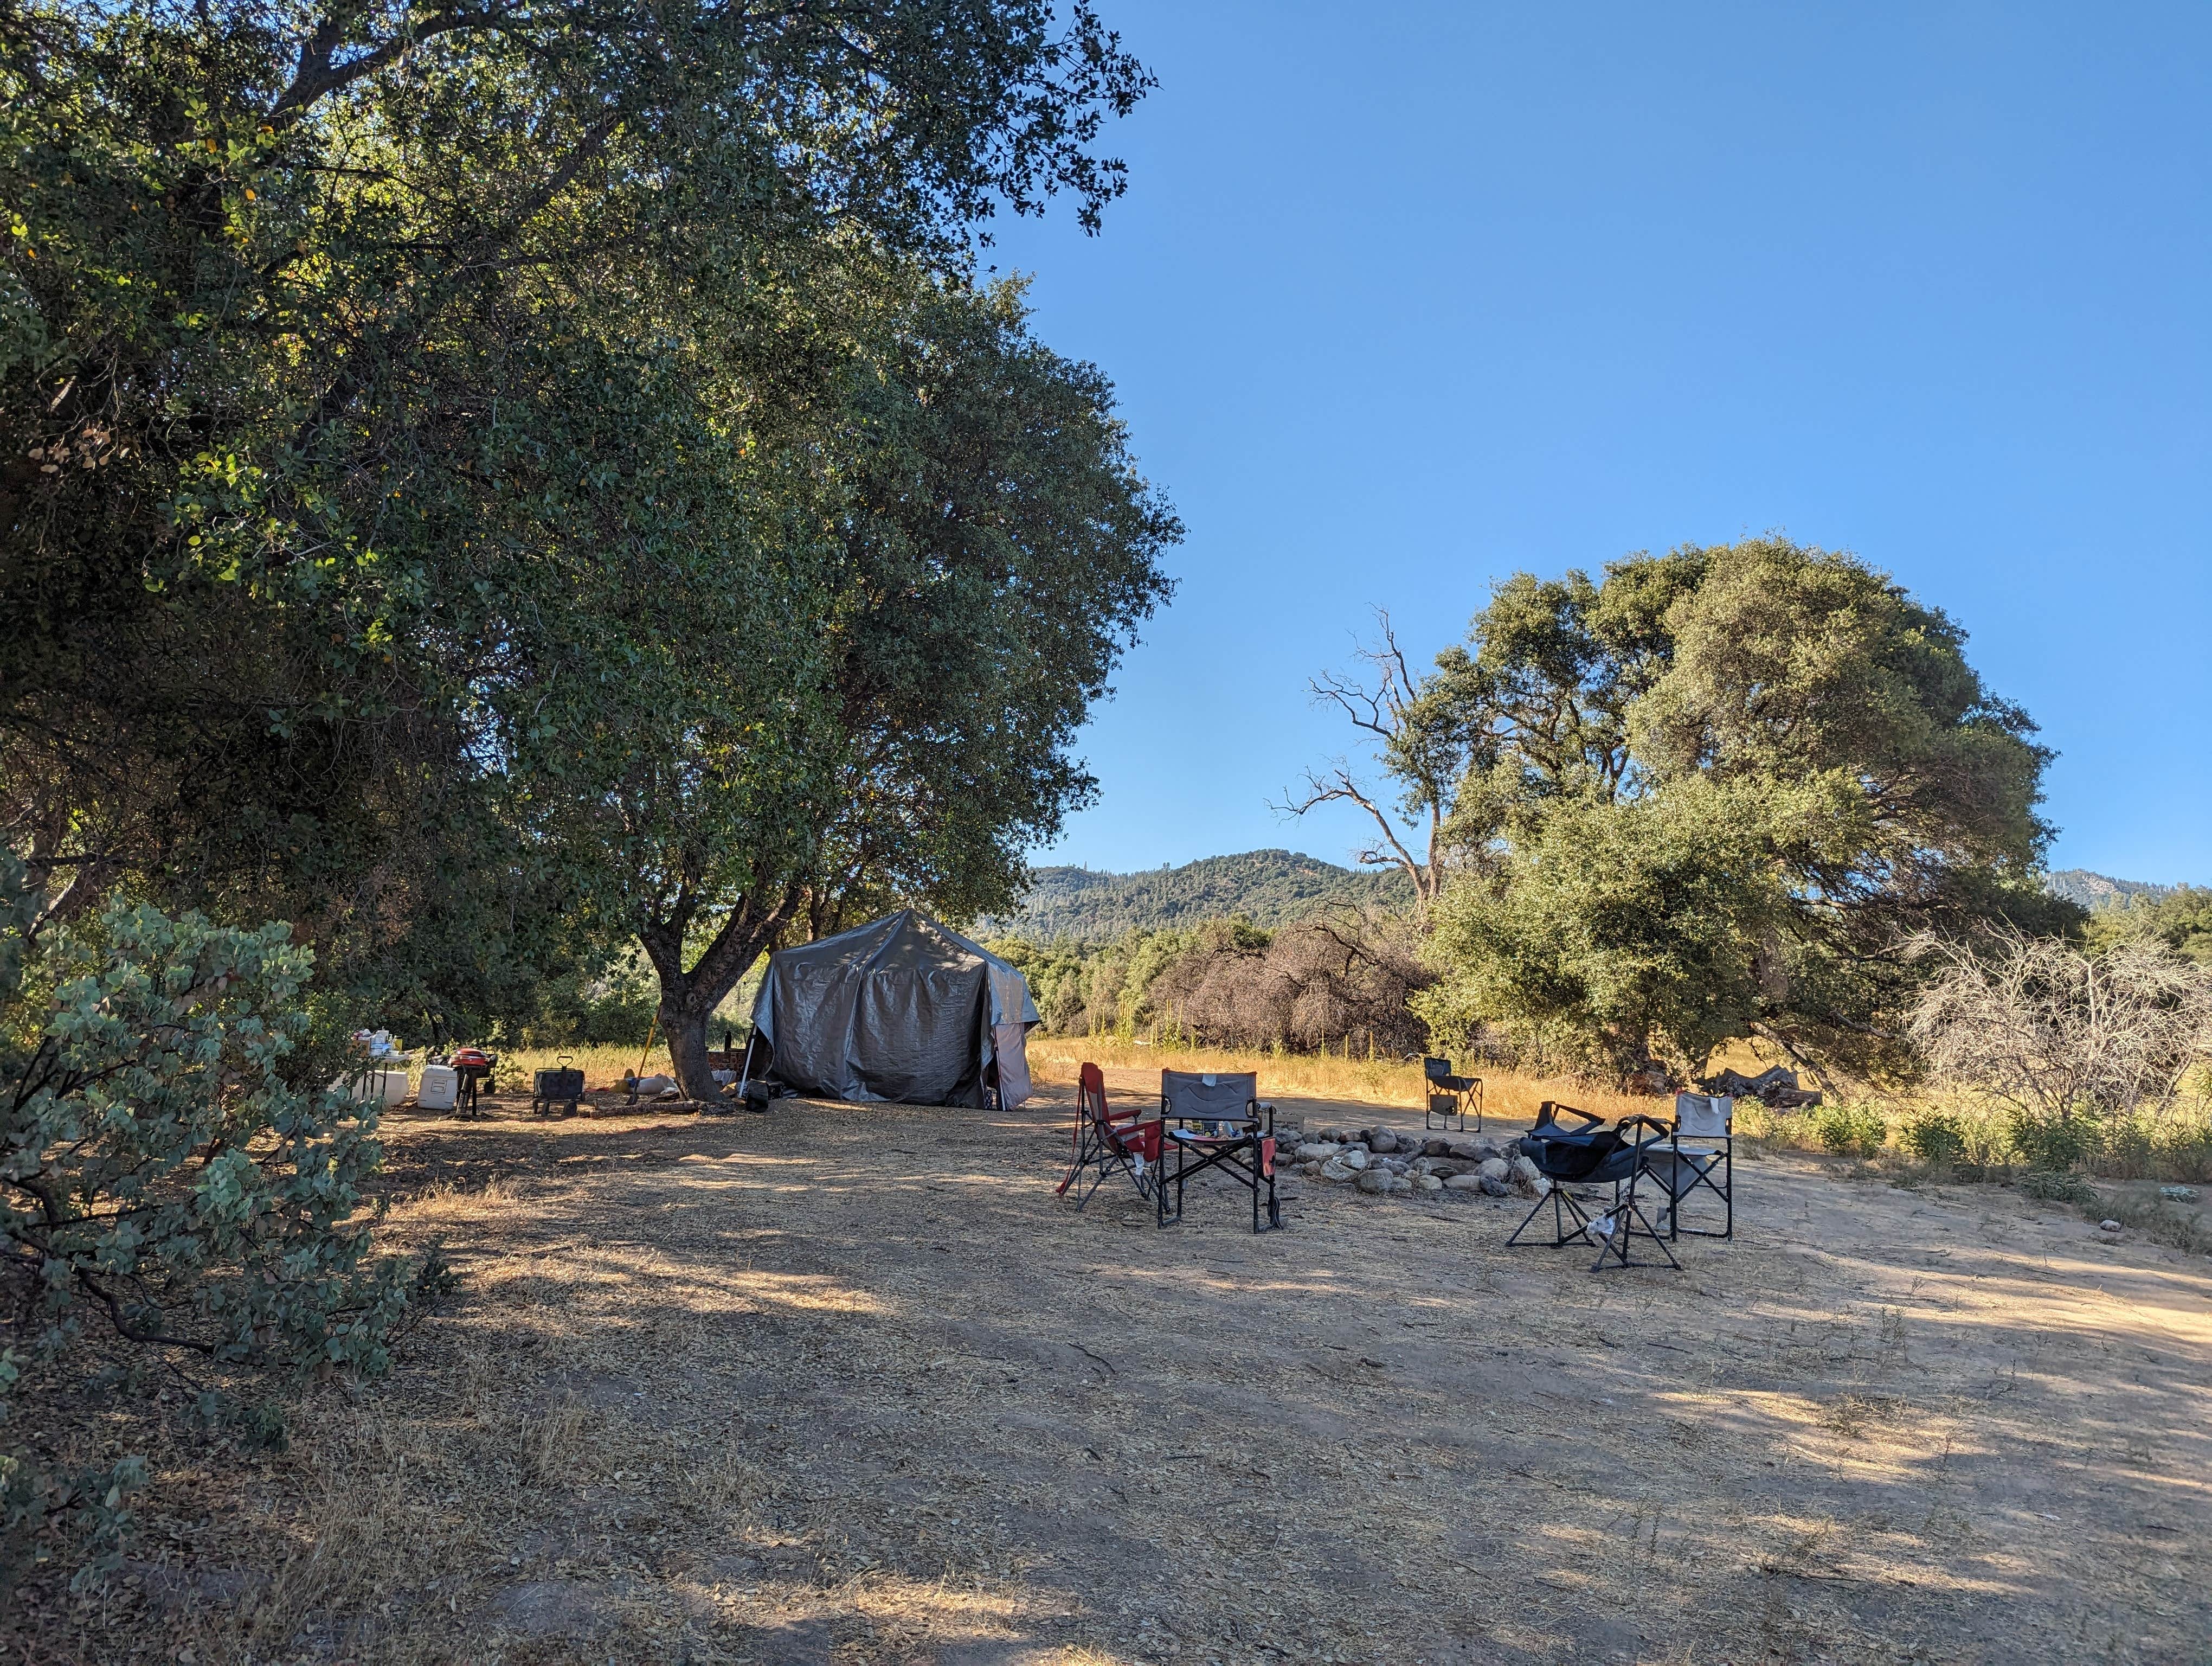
[19,1062,2212,1666]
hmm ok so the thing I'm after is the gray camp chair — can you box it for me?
[1158,1070,1280,1233]
[1643,1093,1734,1240]
[1423,1056,1482,1132]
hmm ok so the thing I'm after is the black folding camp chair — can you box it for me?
[1643,1092,1734,1241]
[1158,1070,1280,1233]
[1507,1101,1679,1271]
[1057,1062,1162,1212]
[1423,1056,1483,1131]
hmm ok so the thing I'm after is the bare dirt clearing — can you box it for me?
[73,1073,2212,1665]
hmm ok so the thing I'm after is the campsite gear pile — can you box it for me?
[1423,1055,1483,1132]
[408,1046,496,1117]
[1059,1066,1280,1233]
[1508,1093,1735,1271]
[332,1030,413,1107]
[1699,1065,1820,1108]
[747,911,1039,1109]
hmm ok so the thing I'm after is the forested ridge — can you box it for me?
[987,849,1410,942]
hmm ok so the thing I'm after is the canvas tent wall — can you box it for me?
[749,911,1040,1107]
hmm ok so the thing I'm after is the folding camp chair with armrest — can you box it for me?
[1057,1063,1162,1211]
[1158,1070,1280,1233]
[1423,1056,1483,1132]
[1508,1102,1680,1271]
[1643,1093,1733,1240]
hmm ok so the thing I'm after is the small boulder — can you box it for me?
[1339,1147,1370,1171]
[1320,1159,1356,1183]
[1295,1143,1341,1162]
[1477,1157,1510,1182]
[1412,1172,1444,1194]
[1512,1152,1543,1186]
[1386,1173,1413,1195]
[2098,1218,2123,1233]
[1445,1140,1485,1162]
[1368,1128,1399,1155]
[1421,1137,1452,1157]
[1479,1174,1513,1197]
[1443,1173,1487,1192]
[1356,1168,1393,1195]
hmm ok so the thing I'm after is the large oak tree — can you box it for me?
[2,0,1155,1033]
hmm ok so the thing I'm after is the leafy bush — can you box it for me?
[1900,1111,1970,1168]
[1811,1103,1889,1158]
[2091,1111,2212,1185]
[0,858,427,1587]
[519,963,659,1048]
[2006,1110,2101,1174]
[2017,1168,2100,1206]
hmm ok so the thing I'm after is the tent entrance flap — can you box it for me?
[751,911,1041,1108]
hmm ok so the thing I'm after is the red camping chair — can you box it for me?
[1057,1063,1163,1212]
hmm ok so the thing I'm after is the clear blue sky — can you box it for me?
[987,2,2210,885]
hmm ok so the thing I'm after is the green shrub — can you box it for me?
[2007,1111,2100,1173]
[1900,1111,1969,1168]
[0,856,430,1588]
[2018,1168,2099,1206]
[1812,1103,1889,1158]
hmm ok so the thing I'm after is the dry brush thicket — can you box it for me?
[1911,932,2212,1125]
[1144,913,1431,1056]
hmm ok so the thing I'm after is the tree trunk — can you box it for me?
[663,1002,718,1104]
[639,893,796,1105]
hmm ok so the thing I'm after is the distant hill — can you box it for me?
[985,849,1412,943]
[2045,869,2176,910]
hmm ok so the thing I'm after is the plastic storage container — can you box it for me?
[416,1063,459,1112]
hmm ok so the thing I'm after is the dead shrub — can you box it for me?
[1146,911,1431,1054]
[1909,933,2212,1145]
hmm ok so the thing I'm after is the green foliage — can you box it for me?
[1900,1111,1970,1168]
[518,963,660,1049]
[1,0,1156,1042]
[992,925,1209,1039]
[0,857,422,1584]
[2005,1110,2101,1174]
[2016,1167,2100,1205]
[988,850,1411,944]
[1811,1103,1889,1158]
[2084,885,2212,968]
[2044,869,2171,911]
[1410,536,2073,1078]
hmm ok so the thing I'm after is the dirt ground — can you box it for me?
[41,1068,2212,1665]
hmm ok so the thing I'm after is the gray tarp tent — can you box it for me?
[749,911,1040,1108]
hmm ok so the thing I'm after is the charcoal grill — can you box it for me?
[532,1058,583,1118]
